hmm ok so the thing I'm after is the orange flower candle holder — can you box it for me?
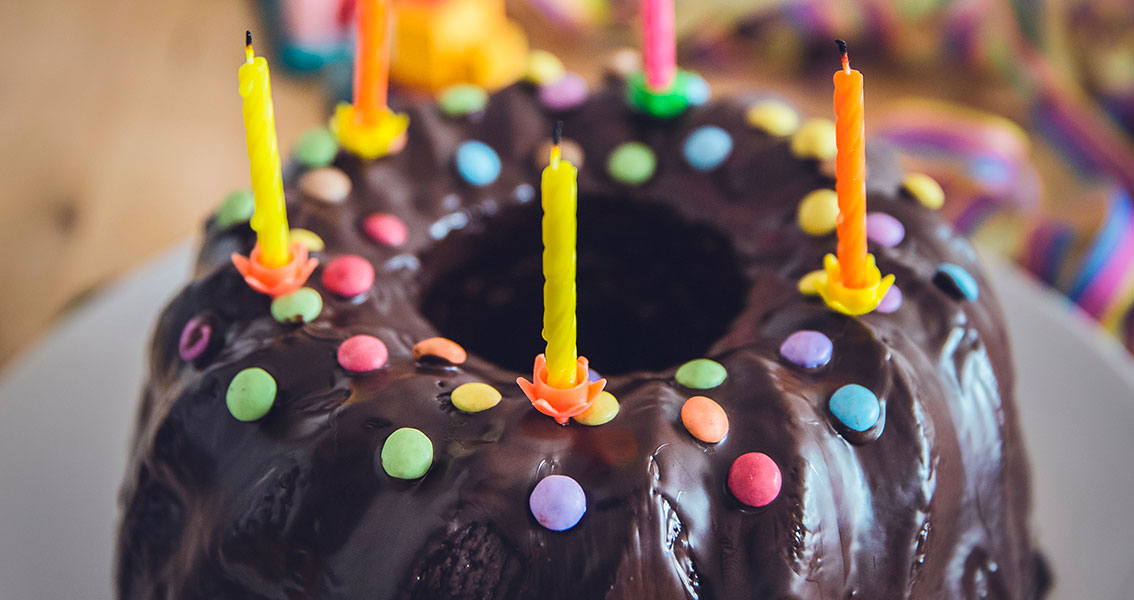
[231,242,318,298]
[517,354,607,425]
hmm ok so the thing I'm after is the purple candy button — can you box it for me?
[539,73,588,112]
[877,285,903,313]
[866,212,905,248]
[779,330,833,369]
[529,475,586,531]
[178,317,212,362]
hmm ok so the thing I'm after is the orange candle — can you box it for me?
[353,0,391,126]
[833,40,867,288]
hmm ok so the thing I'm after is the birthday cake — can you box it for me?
[116,36,1047,600]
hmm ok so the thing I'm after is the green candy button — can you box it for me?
[607,141,657,186]
[226,367,276,422]
[293,127,338,168]
[270,287,323,324]
[438,84,488,117]
[380,427,434,479]
[675,358,727,390]
[215,190,255,229]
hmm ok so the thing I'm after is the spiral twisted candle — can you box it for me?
[541,141,579,388]
[239,36,290,268]
[833,46,868,288]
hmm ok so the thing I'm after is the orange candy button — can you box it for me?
[412,337,467,365]
[681,396,729,443]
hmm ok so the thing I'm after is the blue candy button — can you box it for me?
[934,263,979,301]
[683,126,733,171]
[455,140,501,186]
[829,384,880,432]
[685,74,711,106]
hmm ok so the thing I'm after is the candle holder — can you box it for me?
[331,104,409,160]
[812,253,895,316]
[625,69,707,119]
[517,354,607,425]
[231,242,319,298]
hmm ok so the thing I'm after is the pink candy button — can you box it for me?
[337,335,389,373]
[322,255,375,298]
[363,213,408,247]
[728,452,782,507]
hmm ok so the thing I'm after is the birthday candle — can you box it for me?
[641,0,676,91]
[833,40,867,288]
[541,124,579,388]
[354,0,391,126]
[239,32,290,268]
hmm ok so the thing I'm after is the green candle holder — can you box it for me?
[625,69,708,119]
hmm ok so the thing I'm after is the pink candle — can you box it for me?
[641,0,675,91]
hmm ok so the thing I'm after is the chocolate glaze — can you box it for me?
[117,77,1046,599]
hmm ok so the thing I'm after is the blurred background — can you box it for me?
[1,0,1132,369]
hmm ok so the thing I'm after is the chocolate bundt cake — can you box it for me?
[116,70,1046,598]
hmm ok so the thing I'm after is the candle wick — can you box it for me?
[552,120,563,146]
[245,31,254,64]
[835,39,850,73]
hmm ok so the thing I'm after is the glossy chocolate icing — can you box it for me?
[117,76,1046,599]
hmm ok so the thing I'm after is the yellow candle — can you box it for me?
[239,32,290,268]
[541,132,578,388]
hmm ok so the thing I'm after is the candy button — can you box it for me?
[299,167,352,203]
[337,334,388,373]
[680,396,728,443]
[529,475,586,531]
[270,287,323,324]
[380,427,434,480]
[574,391,619,426]
[796,189,840,236]
[455,140,502,186]
[685,73,711,106]
[363,213,409,247]
[675,358,727,389]
[293,127,338,168]
[451,382,502,413]
[683,126,733,171]
[178,316,213,362]
[513,183,536,203]
[539,72,588,112]
[525,49,565,85]
[289,228,325,252]
[226,367,276,422]
[215,190,254,229]
[934,264,979,300]
[790,118,837,160]
[876,285,903,313]
[728,452,781,507]
[745,99,800,137]
[607,142,656,186]
[322,254,375,297]
[904,173,945,210]
[587,368,602,383]
[438,84,488,117]
[779,330,833,368]
[605,47,641,78]
[866,212,905,248]
[829,384,881,432]
[533,138,585,170]
[413,337,467,364]
[797,269,825,296]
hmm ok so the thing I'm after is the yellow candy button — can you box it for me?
[798,269,825,296]
[573,391,620,426]
[796,189,840,236]
[745,100,800,137]
[790,118,837,160]
[289,228,325,252]
[526,50,565,86]
[451,382,501,413]
[903,172,945,210]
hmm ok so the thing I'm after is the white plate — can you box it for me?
[0,244,1131,599]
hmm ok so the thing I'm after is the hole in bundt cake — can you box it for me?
[419,195,747,375]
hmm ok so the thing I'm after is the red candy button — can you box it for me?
[322,255,375,298]
[728,452,781,507]
[363,213,408,247]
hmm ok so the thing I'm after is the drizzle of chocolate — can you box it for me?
[117,77,1046,599]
